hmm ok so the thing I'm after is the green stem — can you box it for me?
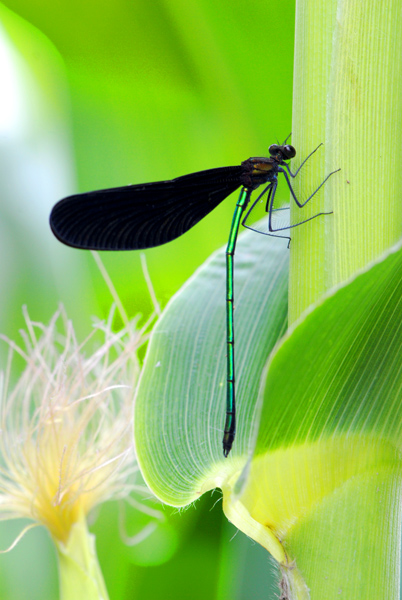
[55,514,109,600]
[289,0,402,324]
[286,466,402,599]
[229,435,402,600]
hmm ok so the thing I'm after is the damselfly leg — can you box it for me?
[242,144,340,240]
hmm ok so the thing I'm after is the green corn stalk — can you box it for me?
[135,1,402,598]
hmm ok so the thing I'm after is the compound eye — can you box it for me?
[269,144,279,155]
[284,144,296,159]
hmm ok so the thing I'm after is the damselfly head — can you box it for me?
[268,144,296,161]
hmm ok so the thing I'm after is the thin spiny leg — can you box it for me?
[269,211,333,233]
[264,176,332,241]
[252,209,332,245]
[242,184,292,237]
[266,180,290,240]
[241,183,273,232]
[265,185,274,212]
[285,143,323,178]
[279,167,340,208]
[264,180,291,243]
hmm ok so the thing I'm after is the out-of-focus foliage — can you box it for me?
[0,0,296,332]
[0,0,296,598]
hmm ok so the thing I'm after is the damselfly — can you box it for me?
[50,142,339,456]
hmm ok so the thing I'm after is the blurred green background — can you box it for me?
[0,0,295,598]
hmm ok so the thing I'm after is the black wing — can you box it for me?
[49,166,243,250]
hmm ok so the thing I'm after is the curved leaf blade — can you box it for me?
[256,238,402,454]
[134,223,289,505]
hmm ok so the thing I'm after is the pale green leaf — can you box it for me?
[134,221,289,505]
